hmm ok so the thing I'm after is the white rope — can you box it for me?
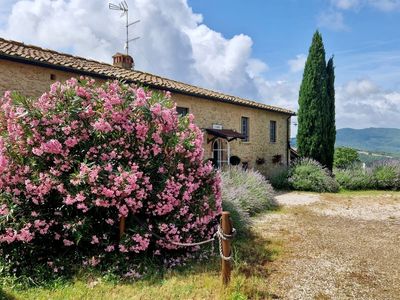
[167,225,236,261]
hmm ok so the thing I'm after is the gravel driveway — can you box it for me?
[253,191,400,300]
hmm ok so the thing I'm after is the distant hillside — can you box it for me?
[291,127,400,154]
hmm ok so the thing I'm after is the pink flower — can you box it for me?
[32,147,43,156]
[92,119,113,133]
[77,203,88,213]
[119,244,128,253]
[63,239,74,246]
[150,103,162,116]
[104,164,113,172]
[0,204,9,216]
[135,123,148,140]
[91,235,99,244]
[105,245,115,252]
[134,88,148,106]
[152,132,163,144]
[105,218,115,225]
[119,205,129,217]
[62,126,71,135]
[42,139,63,154]
[65,137,79,148]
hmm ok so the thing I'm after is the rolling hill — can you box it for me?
[291,127,400,154]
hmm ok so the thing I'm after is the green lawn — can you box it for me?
[2,231,282,300]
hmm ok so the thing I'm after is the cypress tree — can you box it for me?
[297,31,329,165]
[325,57,336,171]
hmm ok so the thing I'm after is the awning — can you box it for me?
[205,128,246,142]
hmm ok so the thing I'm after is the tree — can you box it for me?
[325,57,336,171]
[334,147,360,169]
[297,31,335,170]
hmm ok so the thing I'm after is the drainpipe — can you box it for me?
[286,116,291,166]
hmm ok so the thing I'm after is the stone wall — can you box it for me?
[0,58,291,176]
[174,94,290,176]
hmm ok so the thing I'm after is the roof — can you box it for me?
[205,128,246,141]
[0,37,295,115]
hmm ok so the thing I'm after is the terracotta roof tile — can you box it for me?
[0,37,295,115]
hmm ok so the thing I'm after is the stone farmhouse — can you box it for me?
[0,38,295,176]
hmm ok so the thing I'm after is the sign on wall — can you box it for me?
[212,124,223,130]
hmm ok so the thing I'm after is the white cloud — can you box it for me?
[246,58,269,78]
[343,79,379,97]
[368,0,400,11]
[0,0,272,100]
[331,0,400,11]
[331,0,361,10]
[2,0,399,133]
[317,10,348,31]
[288,54,307,73]
[336,79,400,128]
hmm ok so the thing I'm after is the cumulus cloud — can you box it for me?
[0,0,272,100]
[336,79,400,128]
[2,0,399,132]
[288,54,307,73]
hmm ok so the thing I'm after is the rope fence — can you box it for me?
[119,211,236,285]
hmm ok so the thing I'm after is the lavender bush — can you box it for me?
[221,167,276,215]
[288,158,339,193]
[221,167,276,235]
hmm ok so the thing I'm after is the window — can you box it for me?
[241,117,249,142]
[270,120,277,143]
[176,107,189,116]
[212,139,229,169]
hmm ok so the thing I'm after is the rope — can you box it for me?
[130,215,236,261]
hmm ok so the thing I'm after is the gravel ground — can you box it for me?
[254,192,400,300]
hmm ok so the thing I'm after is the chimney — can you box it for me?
[112,53,134,70]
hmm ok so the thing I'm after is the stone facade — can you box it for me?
[174,94,291,175]
[0,58,291,177]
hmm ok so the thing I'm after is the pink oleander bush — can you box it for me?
[0,78,221,280]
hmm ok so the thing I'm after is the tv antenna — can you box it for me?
[109,1,140,56]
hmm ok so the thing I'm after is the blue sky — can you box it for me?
[189,0,400,88]
[1,0,400,131]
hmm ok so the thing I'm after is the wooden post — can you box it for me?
[221,211,232,286]
[119,216,126,239]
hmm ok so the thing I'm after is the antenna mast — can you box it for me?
[109,1,140,56]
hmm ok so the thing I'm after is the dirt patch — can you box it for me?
[275,192,320,206]
[312,193,400,221]
[255,191,400,299]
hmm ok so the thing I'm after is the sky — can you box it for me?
[1,0,400,134]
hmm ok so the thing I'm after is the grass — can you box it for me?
[2,231,283,300]
[337,189,400,196]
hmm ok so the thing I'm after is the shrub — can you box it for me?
[288,158,339,193]
[0,78,222,278]
[372,160,400,190]
[335,168,375,190]
[334,160,400,191]
[334,147,360,169]
[221,167,276,217]
[269,167,290,190]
